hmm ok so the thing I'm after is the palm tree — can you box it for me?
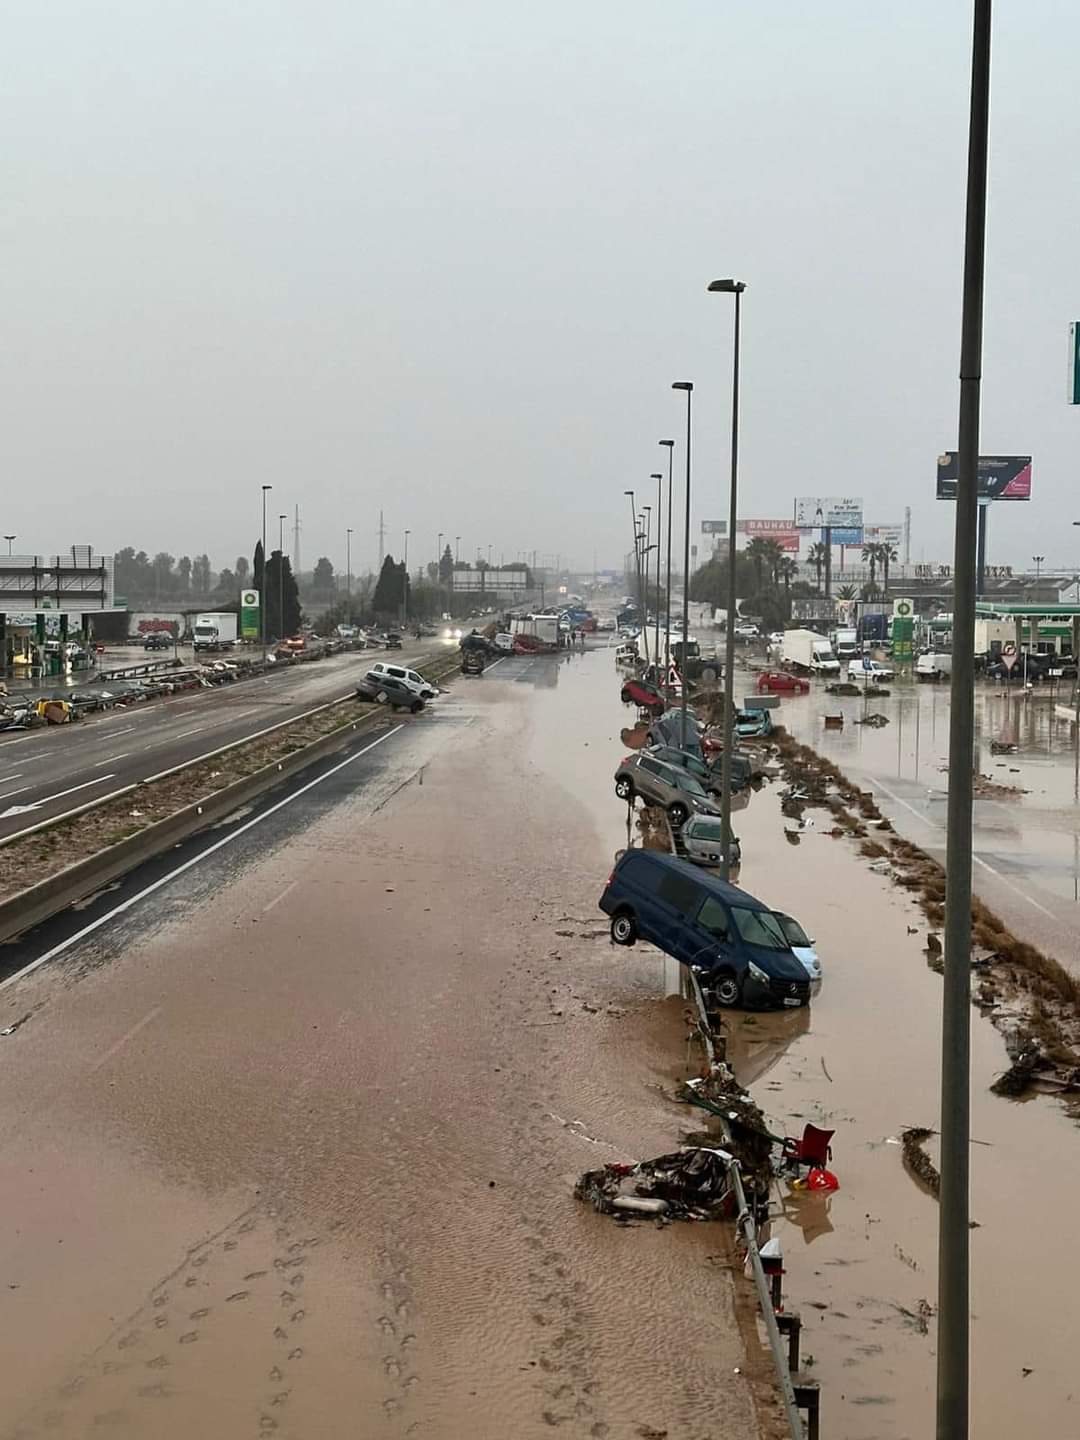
[879,543,898,598]
[762,538,785,586]
[777,555,799,596]
[836,583,857,601]
[861,542,879,590]
[745,536,770,592]
[808,542,828,592]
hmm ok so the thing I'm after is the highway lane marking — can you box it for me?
[871,775,1059,922]
[142,696,356,783]
[0,785,31,801]
[94,753,130,766]
[175,726,207,738]
[87,1005,164,1075]
[261,879,299,913]
[0,774,22,785]
[98,725,136,738]
[0,725,405,993]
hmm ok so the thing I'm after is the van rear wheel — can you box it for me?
[669,802,689,827]
[713,972,741,1007]
[610,911,637,946]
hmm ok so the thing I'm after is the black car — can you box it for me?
[355,675,425,712]
[143,633,172,651]
[384,632,403,650]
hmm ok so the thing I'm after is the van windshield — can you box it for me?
[774,912,811,948]
[731,907,790,950]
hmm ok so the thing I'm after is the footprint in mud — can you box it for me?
[384,1358,401,1379]
[152,1293,169,1309]
[290,1310,305,1324]
[237,1218,257,1235]
[57,1376,87,1398]
[273,1326,288,1342]
[102,1362,125,1376]
[225,1291,249,1303]
[244,1271,267,1282]
[287,1349,303,1362]
[137,1383,171,1400]
[190,1307,210,1321]
[377,1316,396,1338]
[179,1332,199,1345]
[259,1416,278,1433]
[223,1239,238,1251]
[270,1392,290,1407]
[145,1355,169,1371]
[116,1333,141,1351]
[154,1315,169,1330]
[184,1276,199,1289]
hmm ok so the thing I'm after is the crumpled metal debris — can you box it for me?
[575,1147,735,1222]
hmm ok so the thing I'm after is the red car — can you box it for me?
[620,677,666,715]
[756,671,809,695]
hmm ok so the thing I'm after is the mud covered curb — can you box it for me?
[0,652,462,944]
[771,727,1080,1100]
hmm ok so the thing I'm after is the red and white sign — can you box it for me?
[737,519,800,552]
[1001,642,1018,672]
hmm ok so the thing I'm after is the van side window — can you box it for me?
[388,667,406,679]
[697,897,730,938]
[658,870,701,913]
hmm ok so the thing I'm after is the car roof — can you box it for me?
[619,850,768,909]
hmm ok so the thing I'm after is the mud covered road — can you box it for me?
[0,650,784,1440]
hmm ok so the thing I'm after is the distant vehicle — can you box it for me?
[493,633,514,651]
[143,633,172,651]
[781,629,840,676]
[384,632,403,650]
[916,651,952,682]
[756,671,809,695]
[355,674,425,712]
[735,706,773,738]
[646,709,705,757]
[443,625,464,641]
[365,662,438,701]
[461,649,485,676]
[620,677,666,714]
[733,621,760,640]
[192,612,238,652]
[596,617,617,632]
[511,614,560,652]
[598,851,811,1009]
[613,752,721,827]
[831,627,859,662]
[773,911,822,982]
[679,815,742,869]
[848,658,895,683]
[768,630,786,647]
[644,744,722,796]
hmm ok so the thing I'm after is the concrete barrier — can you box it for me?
[0,650,463,945]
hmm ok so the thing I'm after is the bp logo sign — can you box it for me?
[240,588,260,641]
[893,599,913,619]
[241,588,259,608]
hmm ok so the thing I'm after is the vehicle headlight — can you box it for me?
[748,961,769,985]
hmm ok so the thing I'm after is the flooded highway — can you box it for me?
[0,650,784,1440]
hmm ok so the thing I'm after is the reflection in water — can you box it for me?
[778,1190,835,1245]
[723,1006,812,1088]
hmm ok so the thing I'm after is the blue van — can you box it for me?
[598,850,810,1009]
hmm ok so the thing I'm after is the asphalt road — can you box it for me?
[0,648,779,1440]
[0,644,450,843]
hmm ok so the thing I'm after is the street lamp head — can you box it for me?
[707,278,746,293]
[261,484,272,492]
[671,381,693,392]
[650,472,662,481]
[659,439,675,449]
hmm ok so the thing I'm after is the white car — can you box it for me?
[494,633,514,651]
[734,622,760,639]
[848,658,895,683]
[774,911,822,982]
[768,631,785,647]
[365,662,439,701]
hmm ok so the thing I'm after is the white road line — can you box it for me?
[0,725,405,993]
[0,785,31,801]
[26,775,117,808]
[142,696,352,783]
[94,753,130,766]
[101,725,136,738]
[261,879,299,914]
[175,726,206,738]
[870,776,1059,921]
[86,1006,164,1075]
[0,774,22,785]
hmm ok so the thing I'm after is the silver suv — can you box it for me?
[614,752,722,827]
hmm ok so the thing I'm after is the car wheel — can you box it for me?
[610,911,637,946]
[669,802,688,827]
[701,665,717,683]
[615,775,635,801]
[410,700,423,713]
[713,971,741,1007]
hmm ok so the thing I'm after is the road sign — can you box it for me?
[1001,641,1018,672]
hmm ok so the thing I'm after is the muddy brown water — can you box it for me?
[0,650,785,1439]
[730,779,1080,1438]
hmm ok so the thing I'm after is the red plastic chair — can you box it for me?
[781,1124,835,1173]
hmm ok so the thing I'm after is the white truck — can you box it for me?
[192,612,238,652]
[831,627,859,662]
[781,628,841,676]
[916,650,952,682]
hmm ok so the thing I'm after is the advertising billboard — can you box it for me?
[936,453,1031,500]
[794,496,864,528]
[737,519,800,552]
[830,527,863,546]
[240,588,260,641]
[863,523,904,547]
[701,520,727,535]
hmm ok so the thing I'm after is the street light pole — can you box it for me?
[346,528,353,621]
[660,441,675,687]
[708,278,747,880]
[260,485,272,661]
[1033,554,1044,583]
[278,513,287,642]
[641,506,652,667]
[3,536,14,557]
[651,474,663,680]
[672,383,693,749]
[938,5,991,1437]
[624,491,645,660]
[403,530,411,627]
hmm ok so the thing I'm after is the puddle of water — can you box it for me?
[728,784,1080,1438]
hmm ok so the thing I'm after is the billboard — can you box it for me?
[936,453,1031,500]
[794,496,863,528]
[701,520,727,535]
[863,523,904,547]
[830,527,863,546]
[737,519,800,552]
[240,588,260,641]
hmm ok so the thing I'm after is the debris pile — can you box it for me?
[575,1147,735,1222]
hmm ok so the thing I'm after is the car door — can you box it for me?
[636,755,670,807]
[655,867,705,959]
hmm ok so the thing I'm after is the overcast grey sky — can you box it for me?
[3,0,1078,577]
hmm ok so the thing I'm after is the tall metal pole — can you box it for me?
[260,484,271,661]
[278,514,287,641]
[938,4,991,1436]
[624,491,641,645]
[672,383,693,748]
[403,530,410,627]
[661,440,675,692]
[641,506,652,667]
[713,282,745,881]
[652,474,663,680]
[346,527,353,621]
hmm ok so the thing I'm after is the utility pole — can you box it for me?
[292,504,301,580]
[278,513,287,642]
[260,484,272,661]
[938,4,991,1437]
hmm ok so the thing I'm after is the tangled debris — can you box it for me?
[901,1127,940,1197]
[575,1147,735,1223]
[854,713,889,728]
[678,1066,777,1203]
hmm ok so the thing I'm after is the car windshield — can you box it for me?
[731,906,790,950]
[674,770,706,795]
[774,912,811,948]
